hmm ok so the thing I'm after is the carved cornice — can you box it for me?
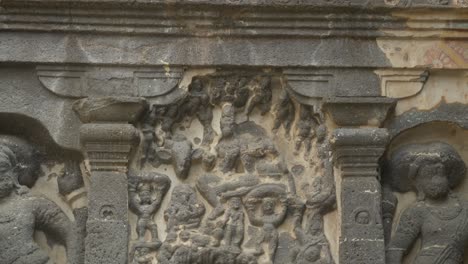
[2,0,466,9]
[1,1,467,39]
[37,65,184,99]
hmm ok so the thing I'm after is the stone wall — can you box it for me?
[0,1,467,264]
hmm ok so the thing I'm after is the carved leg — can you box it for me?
[268,231,279,262]
[149,223,161,245]
[136,218,147,241]
[233,224,244,249]
[197,108,215,145]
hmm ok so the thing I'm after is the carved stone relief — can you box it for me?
[0,135,86,264]
[132,70,336,264]
[383,141,468,264]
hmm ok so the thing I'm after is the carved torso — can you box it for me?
[0,195,60,264]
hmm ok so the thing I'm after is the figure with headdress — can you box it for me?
[386,142,468,264]
[0,136,81,264]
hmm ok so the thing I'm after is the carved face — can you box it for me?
[229,197,241,209]
[0,174,14,198]
[136,247,150,256]
[417,162,450,199]
[139,190,152,204]
[262,198,275,215]
[179,231,191,242]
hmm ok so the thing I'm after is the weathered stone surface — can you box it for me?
[0,1,467,263]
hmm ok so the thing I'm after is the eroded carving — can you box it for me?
[0,136,83,264]
[133,70,336,264]
[386,142,468,264]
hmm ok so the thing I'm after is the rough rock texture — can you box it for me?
[0,1,467,263]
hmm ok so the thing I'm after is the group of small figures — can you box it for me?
[128,170,334,264]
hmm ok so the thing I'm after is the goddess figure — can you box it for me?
[386,142,468,264]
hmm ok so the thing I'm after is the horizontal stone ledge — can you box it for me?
[2,0,467,10]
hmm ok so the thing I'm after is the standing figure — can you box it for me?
[294,105,316,158]
[128,171,171,245]
[244,185,288,262]
[386,142,468,264]
[223,197,245,250]
[0,137,81,264]
[216,103,241,174]
[272,90,295,138]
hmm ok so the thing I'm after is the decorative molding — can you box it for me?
[376,69,429,99]
[1,4,467,39]
[37,65,184,98]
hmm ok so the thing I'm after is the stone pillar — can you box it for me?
[74,97,146,264]
[324,97,395,264]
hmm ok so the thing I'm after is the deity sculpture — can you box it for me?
[128,171,171,245]
[0,136,81,264]
[386,142,468,264]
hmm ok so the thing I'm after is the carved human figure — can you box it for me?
[179,78,216,145]
[140,104,178,166]
[216,103,241,173]
[129,172,171,245]
[197,174,259,220]
[240,136,279,175]
[0,138,81,264]
[168,230,200,264]
[164,184,206,233]
[294,105,316,157]
[386,142,468,264]
[244,185,288,262]
[132,245,154,264]
[289,197,333,264]
[246,76,272,116]
[222,197,245,250]
[272,90,295,138]
[157,232,177,264]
